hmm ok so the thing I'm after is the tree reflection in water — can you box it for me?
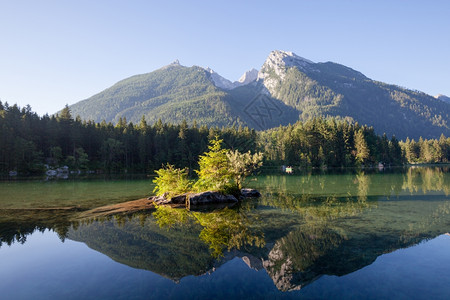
[0,209,75,247]
[153,204,265,257]
[403,166,450,195]
[252,168,450,290]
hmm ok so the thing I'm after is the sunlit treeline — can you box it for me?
[400,135,450,164]
[260,118,404,168]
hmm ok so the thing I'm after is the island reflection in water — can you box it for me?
[0,167,449,298]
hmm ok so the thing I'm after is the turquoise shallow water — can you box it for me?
[0,167,449,299]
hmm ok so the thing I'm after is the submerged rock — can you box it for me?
[240,188,261,198]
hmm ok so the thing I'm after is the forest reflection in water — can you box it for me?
[0,166,449,293]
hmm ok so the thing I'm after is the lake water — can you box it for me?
[0,167,449,299]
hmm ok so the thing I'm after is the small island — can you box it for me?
[76,137,263,219]
[149,136,263,208]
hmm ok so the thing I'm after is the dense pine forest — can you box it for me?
[0,102,449,175]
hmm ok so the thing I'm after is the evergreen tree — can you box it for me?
[354,129,369,166]
[58,104,72,121]
[194,136,233,193]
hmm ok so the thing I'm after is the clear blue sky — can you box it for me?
[1,0,449,116]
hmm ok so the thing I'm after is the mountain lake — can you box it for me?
[0,167,449,299]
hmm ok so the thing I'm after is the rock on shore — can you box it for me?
[150,189,261,206]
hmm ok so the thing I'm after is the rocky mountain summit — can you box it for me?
[257,50,315,92]
[237,68,258,85]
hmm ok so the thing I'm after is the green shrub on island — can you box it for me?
[153,136,263,197]
[226,149,263,190]
[152,164,192,198]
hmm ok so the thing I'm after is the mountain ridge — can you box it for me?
[67,50,450,140]
[206,66,258,90]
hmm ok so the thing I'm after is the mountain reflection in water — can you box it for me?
[0,167,449,293]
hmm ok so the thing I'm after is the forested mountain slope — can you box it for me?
[69,62,244,128]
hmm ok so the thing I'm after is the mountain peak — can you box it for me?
[204,67,235,90]
[160,59,183,71]
[435,94,450,103]
[270,50,314,65]
[258,50,315,92]
[238,68,258,85]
